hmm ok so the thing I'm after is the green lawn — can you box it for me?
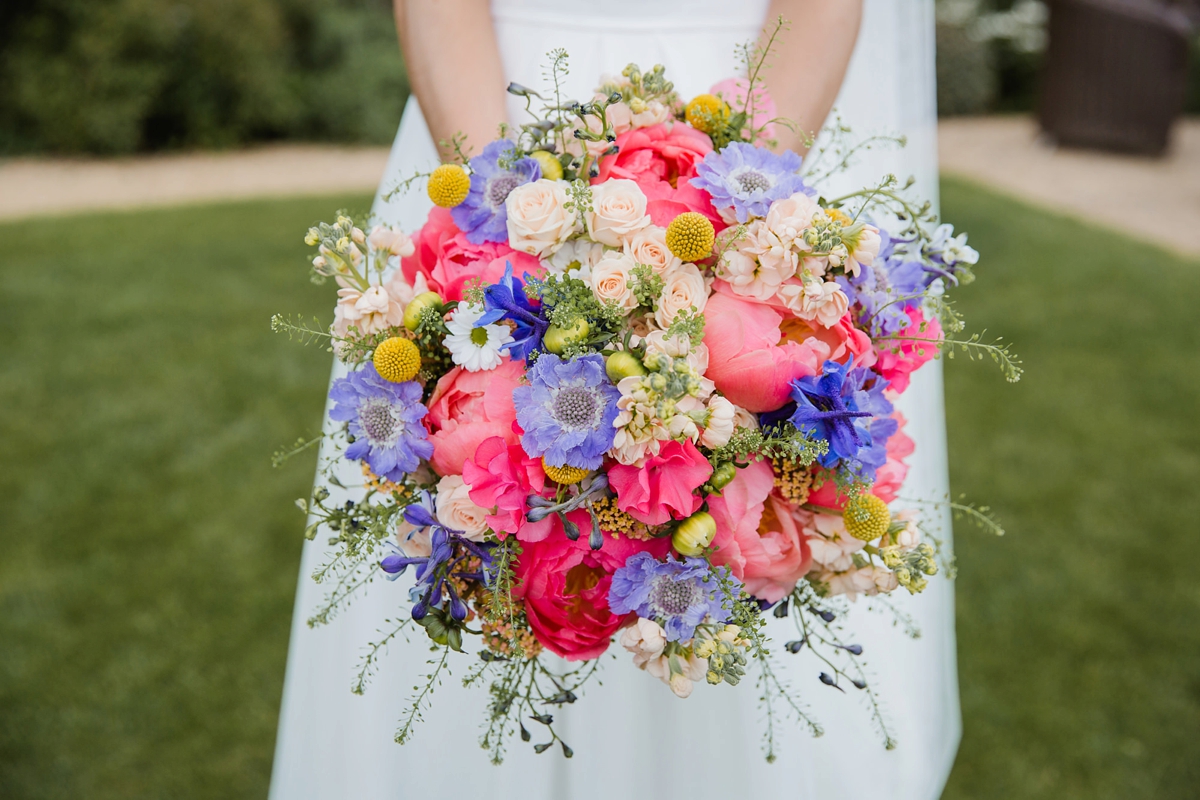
[0,180,1197,798]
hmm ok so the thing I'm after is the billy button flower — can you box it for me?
[843,492,891,542]
[684,93,730,135]
[427,164,471,208]
[665,212,715,263]
[542,459,590,485]
[372,337,422,383]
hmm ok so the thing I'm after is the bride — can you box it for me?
[270,1,958,798]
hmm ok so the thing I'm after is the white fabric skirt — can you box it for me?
[270,1,958,797]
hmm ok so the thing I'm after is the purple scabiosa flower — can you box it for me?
[608,553,736,641]
[451,139,540,244]
[328,364,434,482]
[789,358,895,479]
[478,261,548,360]
[513,353,620,470]
[689,142,812,223]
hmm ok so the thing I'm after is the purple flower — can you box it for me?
[689,142,812,223]
[513,353,619,470]
[450,139,540,244]
[838,229,929,337]
[478,261,548,360]
[328,364,433,482]
[608,553,735,641]
[789,358,894,479]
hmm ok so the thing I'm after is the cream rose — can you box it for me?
[585,179,651,246]
[505,179,579,258]
[433,475,490,541]
[623,225,682,275]
[591,252,639,313]
[654,264,708,329]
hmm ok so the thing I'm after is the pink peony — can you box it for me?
[741,496,813,603]
[706,459,774,580]
[607,440,713,526]
[424,360,523,476]
[710,78,777,144]
[400,207,542,301]
[594,123,722,228]
[702,291,828,413]
[462,436,558,541]
[874,308,942,394]
[515,531,670,660]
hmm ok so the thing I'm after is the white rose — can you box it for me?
[700,395,736,448]
[732,404,758,431]
[623,225,681,275]
[505,179,579,258]
[654,263,708,329]
[591,252,639,313]
[585,179,652,246]
[434,475,490,541]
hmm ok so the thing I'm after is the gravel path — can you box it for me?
[3,118,1197,257]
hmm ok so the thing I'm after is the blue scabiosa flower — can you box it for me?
[789,358,895,479]
[689,142,812,222]
[478,262,548,360]
[451,139,540,244]
[608,553,736,641]
[328,364,434,482]
[513,353,620,470]
[838,229,929,337]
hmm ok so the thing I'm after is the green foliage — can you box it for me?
[0,0,407,155]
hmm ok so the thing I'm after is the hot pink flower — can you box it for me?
[424,359,523,476]
[607,440,712,526]
[709,78,777,144]
[515,531,670,660]
[462,436,556,541]
[594,123,721,228]
[807,412,914,509]
[874,308,942,394]
[702,291,828,413]
[400,207,542,301]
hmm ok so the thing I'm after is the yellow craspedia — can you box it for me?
[373,337,421,383]
[665,212,716,262]
[529,150,563,181]
[685,94,730,134]
[427,164,471,208]
[843,493,891,542]
[542,460,590,485]
[825,207,852,226]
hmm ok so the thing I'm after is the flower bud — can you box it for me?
[402,291,443,331]
[529,150,564,181]
[542,318,590,354]
[709,462,737,491]
[672,510,716,557]
[605,351,647,382]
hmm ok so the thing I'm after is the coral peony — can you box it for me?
[514,533,669,660]
[424,359,523,475]
[608,440,713,526]
[401,207,541,301]
[740,496,813,603]
[594,123,721,228]
[874,308,942,394]
[706,459,773,580]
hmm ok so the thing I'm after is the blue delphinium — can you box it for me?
[478,262,548,360]
[513,353,620,470]
[451,139,540,244]
[328,364,434,482]
[838,229,929,338]
[789,358,895,480]
[381,491,496,621]
[689,142,812,222]
[608,553,736,641]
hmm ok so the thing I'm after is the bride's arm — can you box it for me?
[762,0,863,153]
[394,0,509,159]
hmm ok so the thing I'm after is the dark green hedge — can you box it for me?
[0,0,408,155]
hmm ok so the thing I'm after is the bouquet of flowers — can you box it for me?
[274,39,1016,761]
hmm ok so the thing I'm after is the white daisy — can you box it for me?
[545,238,605,286]
[443,303,513,372]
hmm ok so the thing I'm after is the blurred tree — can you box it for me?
[0,0,408,155]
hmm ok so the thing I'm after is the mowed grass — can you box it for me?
[0,179,1196,798]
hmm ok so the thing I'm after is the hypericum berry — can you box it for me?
[684,94,730,134]
[604,351,647,382]
[542,318,590,354]
[542,460,590,485]
[427,164,471,208]
[843,493,891,542]
[372,337,421,383]
[665,212,716,262]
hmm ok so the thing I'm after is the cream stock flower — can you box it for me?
[759,192,822,279]
[591,252,639,313]
[623,225,682,275]
[654,263,708,329]
[333,284,404,338]
[620,617,667,668]
[367,225,416,257]
[505,179,580,258]
[700,395,736,448]
[585,179,652,246]
[778,275,850,328]
[433,475,490,541]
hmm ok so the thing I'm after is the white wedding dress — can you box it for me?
[270,1,958,798]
